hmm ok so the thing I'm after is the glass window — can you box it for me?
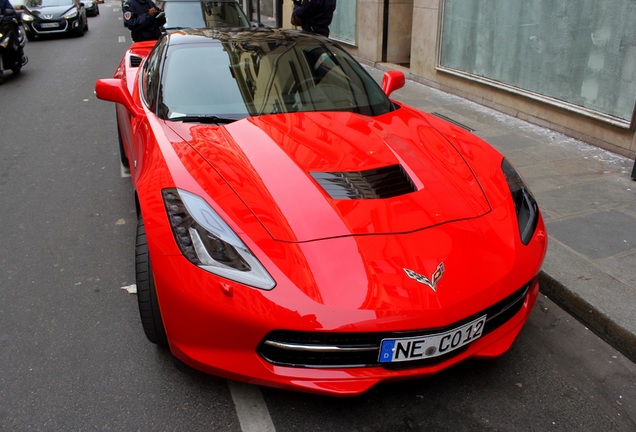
[141,40,166,112]
[330,0,356,44]
[439,0,636,125]
[160,44,249,118]
[247,0,276,27]
[159,38,394,120]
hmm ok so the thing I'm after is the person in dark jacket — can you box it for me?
[293,0,336,37]
[0,0,15,14]
[0,0,26,66]
[123,0,166,42]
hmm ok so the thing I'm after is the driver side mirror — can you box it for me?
[381,71,405,97]
[95,78,144,118]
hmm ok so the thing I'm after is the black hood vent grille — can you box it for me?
[311,164,417,200]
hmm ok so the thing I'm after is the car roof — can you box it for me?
[165,28,329,46]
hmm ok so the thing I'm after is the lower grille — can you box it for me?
[257,281,532,369]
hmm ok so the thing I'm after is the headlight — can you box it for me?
[21,13,33,22]
[63,9,78,18]
[501,158,539,245]
[162,188,276,290]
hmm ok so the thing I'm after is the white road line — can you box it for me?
[228,381,276,432]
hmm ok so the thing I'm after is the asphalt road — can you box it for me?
[0,3,635,431]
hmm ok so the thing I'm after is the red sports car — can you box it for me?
[95,28,547,396]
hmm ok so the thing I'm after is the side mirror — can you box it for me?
[381,71,405,97]
[95,78,144,117]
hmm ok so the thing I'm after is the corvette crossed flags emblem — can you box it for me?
[404,262,445,292]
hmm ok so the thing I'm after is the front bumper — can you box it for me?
[151,251,541,396]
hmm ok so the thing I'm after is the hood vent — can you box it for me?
[311,164,417,200]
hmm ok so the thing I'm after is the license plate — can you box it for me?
[379,315,487,363]
[41,22,60,28]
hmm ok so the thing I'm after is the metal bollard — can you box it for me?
[632,158,636,180]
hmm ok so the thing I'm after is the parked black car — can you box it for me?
[84,0,99,17]
[21,0,88,40]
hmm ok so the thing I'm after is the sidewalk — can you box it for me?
[365,64,636,363]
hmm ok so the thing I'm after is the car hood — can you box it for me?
[25,5,74,18]
[167,109,491,243]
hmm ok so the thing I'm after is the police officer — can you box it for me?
[123,0,166,42]
[0,0,15,14]
[292,0,336,37]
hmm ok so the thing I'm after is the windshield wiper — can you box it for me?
[169,115,237,125]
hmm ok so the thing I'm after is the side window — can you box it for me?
[140,41,166,112]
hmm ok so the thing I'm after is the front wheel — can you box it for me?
[135,217,168,346]
[11,54,23,74]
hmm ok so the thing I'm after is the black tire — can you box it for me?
[136,217,168,346]
[26,33,35,42]
[116,117,130,168]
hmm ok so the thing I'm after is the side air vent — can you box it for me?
[311,164,417,200]
[130,55,143,67]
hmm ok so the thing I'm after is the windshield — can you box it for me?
[159,1,249,29]
[26,0,73,6]
[159,38,395,120]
